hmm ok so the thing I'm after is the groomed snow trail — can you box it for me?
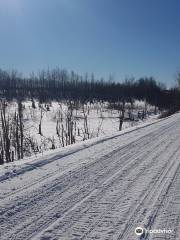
[0,114,180,240]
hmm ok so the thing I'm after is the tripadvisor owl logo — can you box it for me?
[135,227,144,236]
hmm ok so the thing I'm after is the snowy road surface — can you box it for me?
[0,114,180,240]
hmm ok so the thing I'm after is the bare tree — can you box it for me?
[0,100,11,162]
[119,100,125,131]
[82,104,90,140]
[18,101,24,159]
[38,104,46,135]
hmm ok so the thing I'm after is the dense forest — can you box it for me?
[0,67,179,111]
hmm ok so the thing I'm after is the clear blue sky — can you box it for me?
[0,0,180,86]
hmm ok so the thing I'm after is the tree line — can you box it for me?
[0,67,179,110]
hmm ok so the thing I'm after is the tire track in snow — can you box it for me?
[31,119,180,240]
[117,141,180,240]
[0,115,180,240]
[51,132,179,240]
[1,126,168,240]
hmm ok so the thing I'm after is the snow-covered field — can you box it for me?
[5,100,159,159]
[0,112,180,240]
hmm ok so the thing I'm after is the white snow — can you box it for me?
[5,100,159,157]
[0,112,180,240]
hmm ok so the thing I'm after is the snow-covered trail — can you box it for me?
[0,114,180,240]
